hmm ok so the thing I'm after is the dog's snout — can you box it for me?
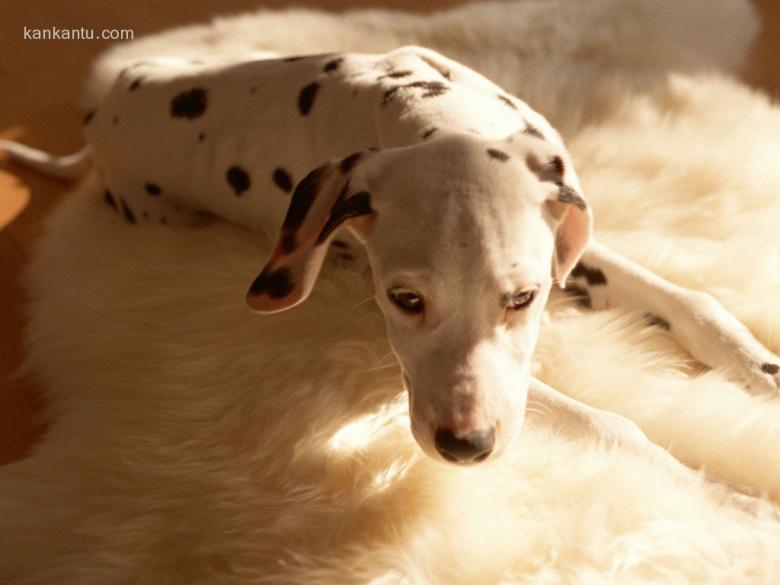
[434,427,495,463]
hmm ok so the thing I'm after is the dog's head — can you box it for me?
[247,131,591,464]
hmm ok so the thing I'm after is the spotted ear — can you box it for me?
[527,153,593,288]
[246,151,376,313]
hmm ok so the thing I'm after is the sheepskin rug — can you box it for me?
[4,0,780,583]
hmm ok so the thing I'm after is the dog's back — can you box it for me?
[5,47,557,231]
[83,47,553,230]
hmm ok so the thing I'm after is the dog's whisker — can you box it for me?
[361,362,399,373]
[361,350,399,373]
[525,403,555,420]
[374,350,395,364]
[350,295,376,310]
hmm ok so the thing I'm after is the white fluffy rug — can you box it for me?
[4,1,780,583]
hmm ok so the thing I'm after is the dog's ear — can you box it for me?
[527,153,593,288]
[246,150,376,313]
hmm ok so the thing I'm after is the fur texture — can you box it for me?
[4,0,780,583]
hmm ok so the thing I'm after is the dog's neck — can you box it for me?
[370,84,527,151]
[306,49,533,157]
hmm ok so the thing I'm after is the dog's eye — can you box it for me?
[508,290,536,311]
[387,289,424,314]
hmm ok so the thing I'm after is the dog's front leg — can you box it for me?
[568,240,780,394]
[527,378,766,507]
[526,377,677,464]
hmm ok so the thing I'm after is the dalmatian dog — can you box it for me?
[2,46,778,467]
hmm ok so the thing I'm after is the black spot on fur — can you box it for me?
[422,127,438,140]
[145,183,161,196]
[83,109,96,125]
[273,168,293,193]
[558,185,587,211]
[104,190,117,210]
[408,80,449,98]
[280,231,297,254]
[298,82,320,115]
[316,191,373,244]
[170,88,208,119]
[523,124,545,140]
[487,148,510,162]
[282,164,328,230]
[550,156,565,176]
[527,154,567,185]
[226,166,251,195]
[761,363,780,375]
[382,86,402,106]
[112,115,119,126]
[332,239,349,249]
[142,211,150,220]
[378,70,413,80]
[497,94,518,110]
[198,132,206,142]
[160,217,167,225]
[249,86,257,94]
[382,81,449,106]
[249,266,295,299]
[287,53,335,62]
[340,152,362,174]
[323,57,344,73]
[266,268,295,299]
[119,199,136,223]
[129,78,143,91]
[645,313,671,331]
[571,262,607,286]
[563,283,591,308]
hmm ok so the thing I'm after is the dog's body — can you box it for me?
[2,46,778,467]
[82,47,554,232]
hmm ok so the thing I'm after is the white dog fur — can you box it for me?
[3,0,780,583]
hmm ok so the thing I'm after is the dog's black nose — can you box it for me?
[434,428,495,463]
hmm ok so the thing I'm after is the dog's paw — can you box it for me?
[713,344,780,395]
[672,292,780,396]
[741,359,780,395]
